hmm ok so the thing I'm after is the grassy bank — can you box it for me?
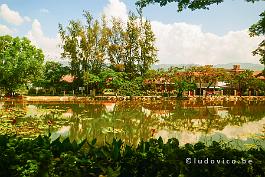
[0,135,264,177]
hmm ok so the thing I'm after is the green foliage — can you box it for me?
[59,10,158,89]
[253,40,265,66]
[136,0,262,11]
[59,11,108,85]
[0,135,264,177]
[122,14,158,78]
[0,35,44,93]
[138,19,158,75]
[136,0,223,11]
[250,11,265,37]
[34,61,71,94]
[44,61,70,86]
[83,72,101,87]
[232,70,261,94]
[99,69,125,90]
[17,160,39,177]
[175,80,196,97]
[249,11,265,67]
[117,77,144,96]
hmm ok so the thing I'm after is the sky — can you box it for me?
[0,0,264,65]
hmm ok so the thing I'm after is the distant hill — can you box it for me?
[151,64,199,70]
[152,63,264,71]
[214,63,263,71]
[59,61,263,71]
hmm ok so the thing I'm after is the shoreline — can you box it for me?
[1,95,265,102]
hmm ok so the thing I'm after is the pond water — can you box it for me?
[0,100,265,148]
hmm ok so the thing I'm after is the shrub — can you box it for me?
[0,135,264,177]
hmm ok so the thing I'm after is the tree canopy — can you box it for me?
[59,11,158,90]
[136,0,263,11]
[0,35,44,94]
[250,11,265,66]
[40,61,70,91]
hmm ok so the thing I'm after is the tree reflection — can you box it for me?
[0,100,264,146]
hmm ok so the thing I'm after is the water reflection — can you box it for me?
[0,100,264,147]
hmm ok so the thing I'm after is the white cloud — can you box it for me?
[25,0,128,63]
[151,21,263,64]
[103,0,128,23]
[0,4,25,25]
[0,1,261,66]
[27,19,62,61]
[24,16,31,22]
[40,8,49,14]
[0,24,14,35]
[101,1,262,64]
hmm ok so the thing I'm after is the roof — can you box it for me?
[61,75,75,83]
[253,71,265,80]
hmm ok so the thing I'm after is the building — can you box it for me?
[227,64,245,74]
[144,64,265,96]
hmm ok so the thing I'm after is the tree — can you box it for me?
[117,77,144,96]
[124,13,158,78]
[250,11,265,68]
[186,65,226,96]
[59,11,158,88]
[174,79,196,97]
[138,19,158,76]
[99,69,125,91]
[136,0,263,11]
[123,14,141,78]
[186,66,205,96]
[0,35,44,94]
[83,72,101,92]
[108,18,126,72]
[41,61,70,94]
[234,70,254,95]
[248,77,265,95]
[59,11,109,87]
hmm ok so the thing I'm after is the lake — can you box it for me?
[0,99,265,148]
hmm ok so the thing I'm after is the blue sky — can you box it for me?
[0,0,264,64]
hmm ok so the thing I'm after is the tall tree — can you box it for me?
[59,10,158,90]
[0,35,44,94]
[59,11,109,87]
[108,14,158,77]
[108,18,126,72]
[138,19,158,76]
[123,13,158,78]
[123,14,141,78]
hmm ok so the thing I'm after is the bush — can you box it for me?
[0,135,264,177]
[117,78,144,96]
